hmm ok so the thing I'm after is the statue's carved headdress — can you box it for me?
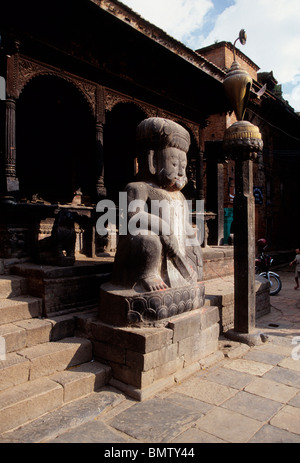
[136,118,190,154]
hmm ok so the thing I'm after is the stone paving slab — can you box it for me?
[223,358,274,376]
[107,397,207,443]
[278,357,300,372]
[270,405,300,435]
[244,377,299,403]
[203,365,255,390]
[242,349,286,365]
[248,424,300,443]
[48,420,136,444]
[195,407,263,443]
[289,391,300,408]
[174,376,238,406]
[164,392,213,415]
[220,390,283,421]
[170,427,227,443]
[263,366,300,388]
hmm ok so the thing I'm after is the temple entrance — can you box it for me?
[16,75,97,204]
[104,103,147,204]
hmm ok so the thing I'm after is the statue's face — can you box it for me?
[155,147,188,191]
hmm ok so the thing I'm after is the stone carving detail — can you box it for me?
[126,283,205,323]
[37,209,76,266]
[15,56,97,116]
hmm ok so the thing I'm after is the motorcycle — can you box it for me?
[255,245,282,296]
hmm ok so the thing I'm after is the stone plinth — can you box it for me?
[11,261,113,316]
[90,305,220,400]
[98,281,205,326]
[205,275,270,334]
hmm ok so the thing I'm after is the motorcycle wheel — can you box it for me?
[268,273,282,296]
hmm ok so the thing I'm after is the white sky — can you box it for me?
[120,0,300,112]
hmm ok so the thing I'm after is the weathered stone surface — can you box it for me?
[175,377,237,406]
[171,427,227,443]
[0,377,63,434]
[12,262,112,315]
[245,377,299,403]
[126,343,178,372]
[0,353,30,392]
[48,420,134,443]
[224,358,273,376]
[15,318,52,347]
[17,337,92,380]
[48,313,76,341]
[278,357,300,372]
[92,321,173,354]
[0,323,26,352]
[0,276,27,298]
[263,366,300,388]
[0,297,41,325]
[249,424,300,443]
[205,365,253,390]
[50,361,108,403]
[94,341,126,364]
[166,309,202,343]
[196,407,262,443]
[0,388,124,443]
[270,405,300,435]
[108,397,203,442]
[109,362,154,389]
[221,390,282,421]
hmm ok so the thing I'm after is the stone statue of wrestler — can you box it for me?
[111,117,203,293]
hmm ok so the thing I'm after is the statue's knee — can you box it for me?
[136,234,162,256]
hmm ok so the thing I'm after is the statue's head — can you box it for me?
[136,118,190,191]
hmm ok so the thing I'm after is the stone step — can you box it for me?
[0,377,64,434]
[0,296,41,326]
[0,308,97,358]
[0,319,52,354]
[0,353,31,392]
[0,276,28,299]
[49,360,111,404]
[11,262,112,315]
[18,337,93,381]
[0,337,93,391]
[0,360,111,434]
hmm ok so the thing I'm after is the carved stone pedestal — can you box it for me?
[98,281,205,326]
[91,305,220,401]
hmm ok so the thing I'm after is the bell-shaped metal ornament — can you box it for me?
[223,59,252,121]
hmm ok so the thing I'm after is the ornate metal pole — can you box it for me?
[223,31,267,345]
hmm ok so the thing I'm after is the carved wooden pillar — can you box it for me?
[95,86,106,199]
[198,125,205,201]
[4,98,19,193]
[95,122,106,199]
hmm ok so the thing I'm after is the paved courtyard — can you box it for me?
[0,265,299,444]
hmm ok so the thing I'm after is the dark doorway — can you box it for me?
[17,75,96,204]
[104,103,147,204]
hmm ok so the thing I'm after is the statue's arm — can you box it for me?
[125,183,171,235]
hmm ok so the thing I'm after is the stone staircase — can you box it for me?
[0,274,111,435]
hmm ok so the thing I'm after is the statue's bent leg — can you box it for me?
[135,234,168,292]
[112,234,168,292]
